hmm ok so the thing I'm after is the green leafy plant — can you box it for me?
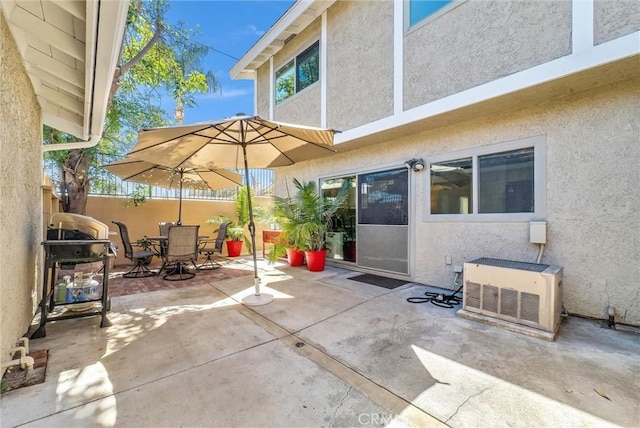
[226,225,245,242]
[295,178,350,251]
[124,185,149,207]
[134,237,155,265]
[135,237,154,251]
[267,178,350,261]
[206,187,255,254]
[44,0,220,215]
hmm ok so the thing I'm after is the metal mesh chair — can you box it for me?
[112,221,157,278]
[162,225,199,281]
[157,221,176,258]
[199,222,229,270]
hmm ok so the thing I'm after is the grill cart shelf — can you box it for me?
[32,240,113,338]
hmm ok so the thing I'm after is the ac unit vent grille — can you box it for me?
[466,282,481,309]
[500,288,518,318]
[470,257,549,272]
[484,285,499,313]
[521,292,540,323]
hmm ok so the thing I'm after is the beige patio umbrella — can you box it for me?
[102,157,243,225]
[127,115,338,305]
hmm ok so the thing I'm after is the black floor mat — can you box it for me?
[349,273,410,289]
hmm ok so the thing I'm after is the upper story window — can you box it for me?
[426,135,546,221]
[408,0,454,28]
[275,41,319,104]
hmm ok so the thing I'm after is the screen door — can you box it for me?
[356,168,409,274]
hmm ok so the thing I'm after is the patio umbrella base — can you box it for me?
[242,293,274,306]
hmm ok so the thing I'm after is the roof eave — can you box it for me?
[83,0,129,142]
[230,0,335,80]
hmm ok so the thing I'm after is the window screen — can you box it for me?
[358,169,408,225]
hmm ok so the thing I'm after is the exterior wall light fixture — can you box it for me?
[405,158,425,172]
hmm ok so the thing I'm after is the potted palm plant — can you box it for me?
[267,188,304,266]
[206,187,254,257]
[269,178,350,271]
[266,193,305,266]
[224,224,246,257]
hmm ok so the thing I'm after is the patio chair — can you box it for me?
[199,222,229,270]
[157,221,176,258]
[162,225,199,281]
[112,221,158,278]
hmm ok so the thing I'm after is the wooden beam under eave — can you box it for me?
[9,6,85,61]
[55,0,86,21]
[41,101,84,125]
[28,67,84,98]
[26,47,85,88]
[42,109,85,138]
[39,85,84,115]
[254,53,271,63]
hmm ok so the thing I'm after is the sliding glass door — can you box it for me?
[321,167,409,274]
[320,176,357,262]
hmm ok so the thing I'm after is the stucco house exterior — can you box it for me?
[231,0,639,325]
[0,0,128,372]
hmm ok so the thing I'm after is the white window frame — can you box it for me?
[404,0,465,34]
[424,135,547,222]
[274,40,320,105]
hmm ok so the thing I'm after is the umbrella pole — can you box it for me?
[178,178,183,226]
[240,142,273,306]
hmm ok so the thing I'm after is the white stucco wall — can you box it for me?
[404,0,572,109]
[274,76,640,325]
[273,83,321,127]
[256,64,270,118]
[0,13,43,366]
[271,17,321,126]
[594,0,640,45]
[326,0,394,131]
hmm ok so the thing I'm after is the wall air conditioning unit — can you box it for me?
[461,258,563,340]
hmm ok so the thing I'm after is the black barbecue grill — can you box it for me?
[45,228,117,262]
[32,215,116,338]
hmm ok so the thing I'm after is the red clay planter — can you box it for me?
[305,249,327,272]
[226,240,243,257]
[286,248,305,266]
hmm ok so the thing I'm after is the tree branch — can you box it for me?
[119,22,163,76]
[108,22,164,105]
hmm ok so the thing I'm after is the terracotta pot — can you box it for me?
[226,240,243,257]
[304,249,327,272]
[286,248,305,266]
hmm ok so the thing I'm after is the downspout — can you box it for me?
[42,134,102,152]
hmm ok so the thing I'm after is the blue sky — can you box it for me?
[164,1,295,123]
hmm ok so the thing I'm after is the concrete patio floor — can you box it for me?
[2,257,639,427]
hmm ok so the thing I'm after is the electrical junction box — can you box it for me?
[529,221,547,244]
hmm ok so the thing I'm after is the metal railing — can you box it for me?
[43,154,274,201]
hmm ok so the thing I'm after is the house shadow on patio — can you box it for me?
[4,260,639,427]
